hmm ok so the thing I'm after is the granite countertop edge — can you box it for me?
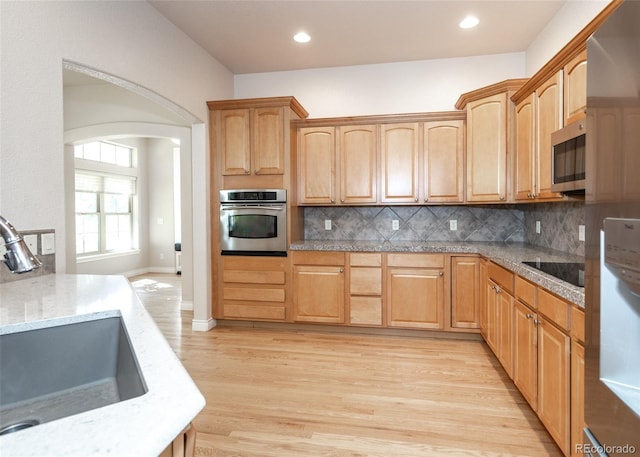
[0,274,205,457]
[290,240,585,308]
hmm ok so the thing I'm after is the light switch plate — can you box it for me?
[392,220,399,230]
[24,234,38,254]
[324,220,332,230]
[450,220,457,231]
[41,233,55,255]
[579,225,585,241]
[536,221,541,234]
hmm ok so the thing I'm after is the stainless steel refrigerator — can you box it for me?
[584,1,640,456]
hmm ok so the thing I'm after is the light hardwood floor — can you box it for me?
[130,274,563,457]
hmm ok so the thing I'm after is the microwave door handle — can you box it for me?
[221,205,285,211]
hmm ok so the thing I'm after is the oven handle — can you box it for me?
[220,205,286,211]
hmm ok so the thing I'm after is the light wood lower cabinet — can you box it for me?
[570,339,585,457]
[450,256,480,329]
[160,423,196,457]
[348,253,383,326]
[292,252,345,323]
[386,254,445,329]
[513,300,538,410]
[218,256,288,321]
[537,317,570,456]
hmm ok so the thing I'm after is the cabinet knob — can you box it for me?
[527,193,531,198]
[254,169,259,174]
[439,271,444,276]
[533,318,540,326]
[499,195,505,201]
[330,199,335,204]
[526,313,533,319]
[414,197,418,202]
[424,197,429,203]
[341,199,345,203]
[244,169,250,175]
[495,286,502,293]
[339,268,344,273]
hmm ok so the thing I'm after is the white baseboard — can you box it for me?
[192,318,216,332]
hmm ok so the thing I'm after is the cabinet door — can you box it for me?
[564,50,587,126]
[220,109,251,176]
[387,267,444,329]
[451,256,480,329]
[466,93,508,202]
[479,259,490,340]
[570,340,585,457]
[423,120,464,203]
[298,127,336,204]
[339,125,377,204]
[496,287,514,378]
[513,300,538,410]
[484,279,499,353]
[252,107,284,175]
[538,318,570,456]
[535,71,564,200]
[292,265,344,323]
[514,94,536,201]
[380,123,420,203]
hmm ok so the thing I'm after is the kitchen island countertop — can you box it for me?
[0,274,205,457]
[290,240,585,307]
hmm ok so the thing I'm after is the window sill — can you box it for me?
[77,249,141,264]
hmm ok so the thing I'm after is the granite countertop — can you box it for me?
[290,240,585,307]
[0,274,205,457]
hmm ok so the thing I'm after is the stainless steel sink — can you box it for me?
[0,316,147,435]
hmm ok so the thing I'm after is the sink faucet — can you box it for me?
[0,215,43,273]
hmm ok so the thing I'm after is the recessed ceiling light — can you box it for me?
[459,15,479,29]
[294,31,311,43]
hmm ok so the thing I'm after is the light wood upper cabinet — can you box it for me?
[219,107,285,176]
[380,123,420,203]
[535,72,564,200]
[386,254,445,329]
[219,109,251,176]
[339,125,378,204]
[515,94,536,201]
[564,50,587,126]
[465,93,509,202]
[514,73,564,202]
[423,120,465,203]
[297,127,336,204]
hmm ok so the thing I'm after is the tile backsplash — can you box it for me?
[304,205,525,242]
[303,201,585,256]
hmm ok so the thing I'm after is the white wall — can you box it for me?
[235,53,525,118]
[525,0,611,76]
[1,0,232,330]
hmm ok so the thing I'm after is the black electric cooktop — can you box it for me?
[522,261,585,288]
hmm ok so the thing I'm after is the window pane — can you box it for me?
[76,214,99,254]
[115,146,131,167]
[100,142,116,164]
[104,194,129,213]
[74,144,84,158]
[75,192,98,213]
[83,142,100,161]
[105,214,131,251]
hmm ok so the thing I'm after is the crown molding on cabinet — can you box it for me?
[454,79,529,111]
[207,96,309,119]
[292,110,466,127]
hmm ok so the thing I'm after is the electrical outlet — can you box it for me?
[536,221,541,234]
[324,219,332,230]
[449,220,457,231]
[392,220,399,230]
[24,234,38,254]
[579,225,585,241]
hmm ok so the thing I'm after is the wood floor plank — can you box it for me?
[130,274,562,457]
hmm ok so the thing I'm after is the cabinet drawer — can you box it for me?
[350,267,382,295]
[538,288,570,332]
[292,251,345,266]
[570,306,585,343]
[224,304,286,320]
[488,262,514,293]
[387,253,444,268]
[223,286,286,303]
[350,253,382,267]
[350,297,382,326]
[515,276,536,308]
[223,270,285,285]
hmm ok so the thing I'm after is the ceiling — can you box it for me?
[148,0,566,75]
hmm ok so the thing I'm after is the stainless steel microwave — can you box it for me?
[551,120,586,193]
